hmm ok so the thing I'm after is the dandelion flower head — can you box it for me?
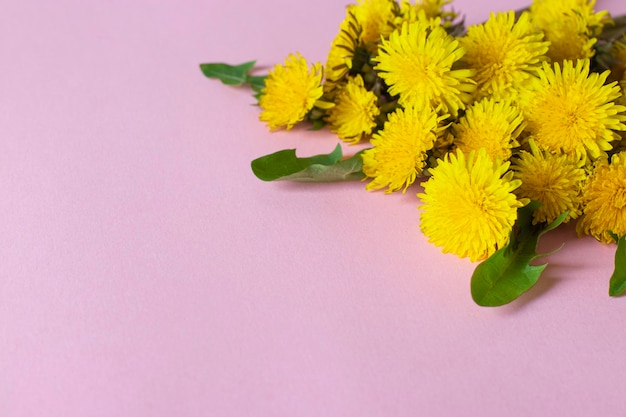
[362,104,444,193]
[512,139,587,224]
[418,149,524,261]
[530,0,609,62]
[352,0,396,45]
[394,0,458,28]
[324,9,362,96]
[259,53,323,131]
[621,71,626,108]
[452,97,524,162]
[459,11,549,101]
[326,75,380,144]
[577,152,626,243]
[519,59,626,163]
[375,20,476,116]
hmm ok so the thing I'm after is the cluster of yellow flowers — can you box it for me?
[257,0,626,262]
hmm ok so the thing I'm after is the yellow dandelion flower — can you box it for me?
[362,104,444,193]
[620,72,626,109]
[530,0,609,62]
[577,152,626,243]
[459,11,549,101]
[616,75,626,151]
[418,149,524,262]
[375,21,475,116]
[326,75,380,144]
[394,0,457,28]
[452,98,524,162]
[259,53,323,131]
[324,9,362,96]
[512,139,587,224]
[519,60,626,163]
[543,19,595,63]
[352,0,396,45]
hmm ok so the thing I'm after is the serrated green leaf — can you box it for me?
[609,234,626,297]
[251,144,343,181]
[199,61,256,86]
[251,145,365,182]
[471,249,547,307]
[279,152,365,182]
[471,202,567,307]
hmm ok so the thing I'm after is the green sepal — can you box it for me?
[251,144,365,182]
[309,119,327,131]
[470,202,568,307]
[199,61,257,86]
[609,233,626,297]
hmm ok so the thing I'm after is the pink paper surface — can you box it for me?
[2,0,626,416]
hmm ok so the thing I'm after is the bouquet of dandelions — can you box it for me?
[202,0,626,306]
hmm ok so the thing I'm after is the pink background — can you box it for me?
[2,0,626,415]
